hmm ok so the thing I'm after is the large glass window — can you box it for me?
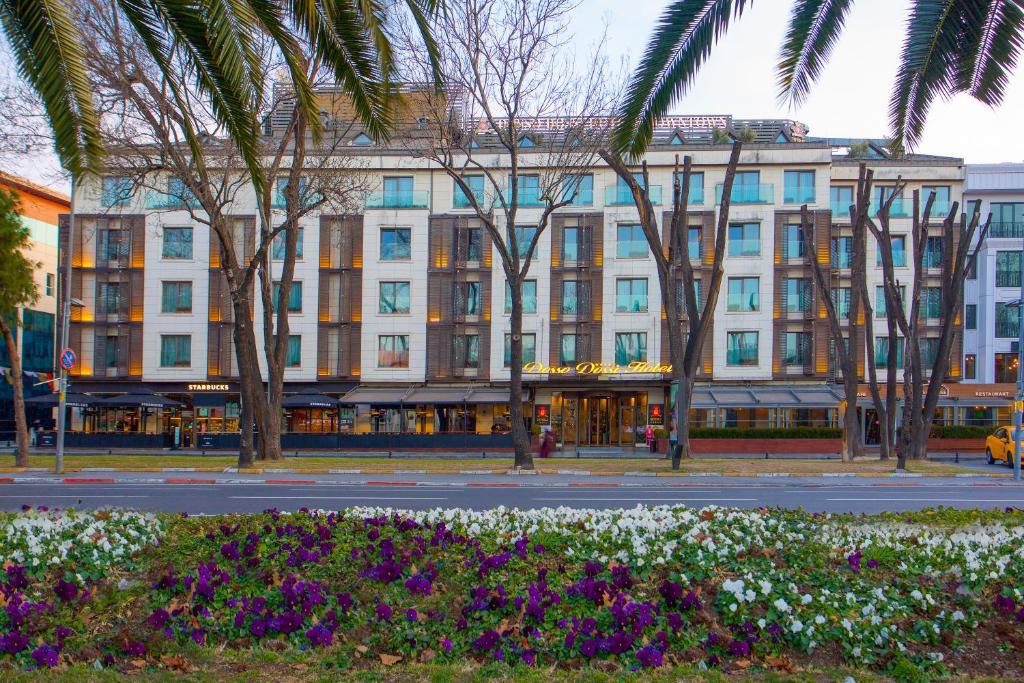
[726,332,758,366]
[562,226,580,262]
[831,236,852,268]
[727,277,759,312]
[996,251,1022,288]
[504,333,536,366]
[275,176,309,209]
[382,176,414,206]
[877,235,907,266]
[272,281,303,313]
[830,185,854,216]
[101,177,132,207]
[98,228,126,261]
[616,278,648,313]
[378,335,410,368]
[161,281,192,313]
[509,174,541,205]
[995,353,1019,383]
[454,281,482,316]
[875,285,905,318]
[98,282,121,314]
[921,185,950,214]
[105,335,120,369]
[562,174,593,206]
[964,353,977,379]
[160,335,191,368]
[679,172,704,204]
[728,222,760,256]
[922,236,943,269]
[454,175,485,208]
[992,202,1024,236]
[379,281,411,314]
[505,280,537,314]
[783,331,811,366]
[286,335,301,367]
[616,224,648,258]
[560,334,579,364]
[783,278,812,313]
[380,228,411,260]
[272,227,304,260]
[561,280,580,315]
[782,224,805,259]
[996,302,1021,338]
[20,310,54,373]
[783,170,815,204]
[688,226,702,260]
[919,337,939,368]
[614,332,647,364]
[966,303,977,330]
[832,287,851,319]
[511,225,538,260]
[921,287,942,319]
[162,227,193,259]
[464,227,483,261]
[732,170,762,203]
[874,337,904,369]
[453,334,480,369]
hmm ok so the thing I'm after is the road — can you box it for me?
[2,480,1024,514]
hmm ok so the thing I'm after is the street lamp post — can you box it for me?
[55,177,75,474]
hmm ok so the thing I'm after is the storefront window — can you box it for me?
[285,408,338,433]
[434,406,477,433]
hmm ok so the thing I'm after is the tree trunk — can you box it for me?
[508,282,533,469]
[231,297,266,467]
[0,320,28,467]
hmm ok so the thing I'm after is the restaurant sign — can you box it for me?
[522,361,672,375]
[188,383,230,392]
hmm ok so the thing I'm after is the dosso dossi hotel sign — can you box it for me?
[522,361,672,375]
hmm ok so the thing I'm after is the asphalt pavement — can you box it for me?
[2,477,1024,514]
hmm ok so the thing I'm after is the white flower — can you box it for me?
[952,610,966,622]
[729,603,738,613]
[774,598,791,613]
[801,593,813,605]
[815,615,826,625]
[791,620,804,633]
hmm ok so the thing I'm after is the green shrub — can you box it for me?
[928,425,993,439]
[688,426,841,440]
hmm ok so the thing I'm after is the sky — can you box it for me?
[5,0,1024,191]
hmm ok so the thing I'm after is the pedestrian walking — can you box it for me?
[644,425,656,453]
[539,426,554,458]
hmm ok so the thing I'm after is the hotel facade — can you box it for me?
[56,114,1008,451]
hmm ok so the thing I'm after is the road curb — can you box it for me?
[62,477,115,484]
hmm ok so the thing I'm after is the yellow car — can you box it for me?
[986,426,1022,467]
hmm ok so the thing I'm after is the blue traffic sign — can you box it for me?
[60,348,76,370]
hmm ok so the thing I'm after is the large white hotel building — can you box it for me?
[56,106,1012,451]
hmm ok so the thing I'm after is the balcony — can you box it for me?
[100,188,132,209]
[605,184,663,207]
[783,186,815,204]
[271,192,321,211]
[991,222,1024,238]
[925,200,951,217]
[996,320,1020,339]
[146,191,200,210]
[996,272,1022,289]
[715,183,773,205]
[364,190,430,209]
[869,197,911,218]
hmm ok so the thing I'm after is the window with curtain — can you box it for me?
[560,334,579,364]
[272,227,304,260]
[563,226,580,261]
[465,227,483,261]
[378,335,410,368]
[875,285,905,318]
[161,281,192,313]
[511,225,538,259]
[966,304,977,330]
[877,235,907,267]
[562,174,593,205]
[922,236,943,269]
[727,277,759,312]
[616,224,648,258]
[783,332,811,366]
[160,335,191,367]
[921,288,942,319]
[831,236,852,268]
[783,170,815,204]
[614,332,647,364]
[504,333,536,366]
[561,280,580,315]
[505,280,537,314]
[964,353,976,379]
[161,227,193,260]
[727,223,760,256]
[832,287,851,320]
[286,335,301,367]
[98,229,126,261]
[453,335,480,368]
[726,332,758,366]
[272,282,303,312]
[379,281,411,314]
[454,175,485,208]
[996,251,1022,288]
[615,278,648,312]
[454,281,482,316]
[688,226,702,260]
[783,278,812,313]
[380,228,411,260]
[996,302,1021,338]
[874,337,904,369]
[782,224,805,259]
[98,282,121,314]
[105,335,120,369]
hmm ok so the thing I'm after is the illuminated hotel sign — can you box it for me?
[522,361,672,375]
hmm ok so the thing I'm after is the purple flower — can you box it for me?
[866,558,879,569]
[53,579,78,601]
[523,649,536,665]
[220,541,240,561]
[376,603,392,622]
[441,637,453,652]
[658,579,683,607]
[190,628,205,646]
[728,639,751,657]
[584,560,602,577]
[406,608,418,623]
[147,609,170,629]
[579,638,599,658]
[405,574,433,596]
[250,618,267,638]
[472,629,500,652]
[306,624,332,647]
[667,612,684,631]
[336,592,353,613]
[995,594,1017,615]
[125,641,146,656]
[848,550,863,574]
[31,644,59,668]
[637,644,664,668]
[0,631,30,654]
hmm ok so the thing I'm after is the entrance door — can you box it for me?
[579,396,612,446]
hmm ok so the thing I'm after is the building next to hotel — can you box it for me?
[0,171,62,438]
[54,101,1012,451]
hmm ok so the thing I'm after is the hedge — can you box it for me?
[929,424,995,439]
[688,426,842,440]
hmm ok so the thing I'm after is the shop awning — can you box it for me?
[94,393,184,409]
[689,385,845,409]
[465,387,511,404]
[281,393,339,409]
[25,393,94,408]
[339,385,513,405]
[339,386,413,405]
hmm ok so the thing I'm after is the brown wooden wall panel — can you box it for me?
[128,215,145,268]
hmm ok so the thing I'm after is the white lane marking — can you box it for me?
[827,498,1024,503]
[0,495,151,499]
[229,496,448,501]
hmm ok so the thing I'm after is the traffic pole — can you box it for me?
[1015,280,1024,482]
[55,178,74,475]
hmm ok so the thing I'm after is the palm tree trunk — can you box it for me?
[0,319,28,467]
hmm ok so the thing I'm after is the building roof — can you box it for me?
[0,170,70,206]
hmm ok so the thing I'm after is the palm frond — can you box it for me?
[776,0,856,107]
[612,0,751,160]
[402,0,444,90]
[965,0,1024,105]
[0,0,102,177]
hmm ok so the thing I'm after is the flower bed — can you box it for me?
[1,505,1024,679]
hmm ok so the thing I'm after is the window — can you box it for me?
[679,172,704,204]
[382,176,414,206]
[45,273,54,297]
[614,332,647,364]
[160,335,191,368]
[877,235,907,267]
[97,228,126,261]
[162,227,193,259]
[352,133,373,146]
[873,185,901,208]
[379,281,411,314]
[875,285,905,318]
[726,332,758,366]
[921,287,942,320]
[783,278,812,313]
[616,278,648,313]
[782,224,805,259]
[167,177,196,207]
[272,281,303,313]
[996,302,1020,338]
[505,280,537,314]
[286,335,301,367]
[20,310,53,373]
[98,282,121,314]
[509,174,541,205]
[996,251,1022,288]
[967,253,977,279]
[161,281,192,313]
[922,236,943,269]
[784,332,811,366]
[831,236,852,268]
[964,353,977,379]
[688,226,702,260]
[674,279,702,311]
[874,337,904,369]
[563,226,580,262]
[380,228,412,260]
[919,337,939,368]
[616,224,648,258]
[453,334,480,369]
[783,170,815,204]
[504,333,536,366]
[966,304,977,330]
[518,136,535,148]
[271,227,304,260]
[732,171,762,203]
[275,176,308,209]
[727,277,759,312]
[611,173,647,204]
[995,353,1019,383]
[832,287,851,320]
[921,185,950,213]
[562,174,593,206]
[454,175,485,208]
[465,227,483,261]
[830,185,854,215]
[454,281,482,316]
[561,280,580,315]
[378,335,410,368]
[511,225,538,260]
[560,334,579,364]
[101,177,132,207]
[105,335,120,369]
[728,222,760,256]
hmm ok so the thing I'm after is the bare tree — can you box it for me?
[598,146,741,467]
[867,189,989,468]
[399,0,617,468]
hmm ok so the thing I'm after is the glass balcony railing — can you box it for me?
[991,222,1024,238]
[605,184,663,206]
[830,201,853,219]
[996,272,1022,288]
[101,189,132,208]
[454,191,486,209]
[146,191,199,210]
[925,200,951,217]
[271,193,321,210]
[715,183,774,204]
[783,186,815,204]
[869,198,911,217]
[365,190,430,209]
